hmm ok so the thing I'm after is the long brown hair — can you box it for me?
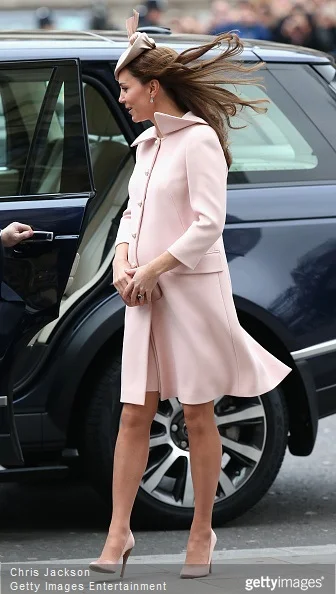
[127,32,267,167]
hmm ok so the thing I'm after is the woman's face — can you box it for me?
[118,69,153,123]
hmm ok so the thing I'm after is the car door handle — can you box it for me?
[23,231,54,242]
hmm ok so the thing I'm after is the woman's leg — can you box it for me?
[97,391,159,561]
[182,400,222,564]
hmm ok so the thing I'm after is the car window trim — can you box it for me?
[20,66,62,195]
[76,61,95,197]
[227,179,336,190]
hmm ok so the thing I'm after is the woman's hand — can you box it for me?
[113,257,135,306]
[123,264,160,307]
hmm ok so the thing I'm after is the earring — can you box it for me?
[150,96,154,103]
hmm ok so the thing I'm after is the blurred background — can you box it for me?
[0,0,335,55]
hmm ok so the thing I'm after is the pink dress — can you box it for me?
[115,111,292,405]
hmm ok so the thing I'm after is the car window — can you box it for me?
[271,64,336,153]
[0,63,91,199]
[227,69,336,185]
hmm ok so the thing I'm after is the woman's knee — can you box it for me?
[183,401,215,434]
[120,393,159,430]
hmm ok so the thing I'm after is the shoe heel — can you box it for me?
[120,547,133,578]
[180,529,216,579]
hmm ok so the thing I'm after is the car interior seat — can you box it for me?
[35,84,134,344]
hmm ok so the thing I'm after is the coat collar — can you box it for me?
[131,111,208,147]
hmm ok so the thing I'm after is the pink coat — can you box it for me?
[115,111,292,405]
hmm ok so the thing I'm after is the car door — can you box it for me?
[0,59,94,467]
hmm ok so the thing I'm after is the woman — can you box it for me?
[90,10,292,579]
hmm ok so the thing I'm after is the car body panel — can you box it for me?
[225,185,336,351]
[10,289,124,450]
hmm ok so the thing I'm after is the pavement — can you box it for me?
[1,544,335,593]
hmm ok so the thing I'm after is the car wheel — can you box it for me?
[81,357,288,526]
[137,389,288,526]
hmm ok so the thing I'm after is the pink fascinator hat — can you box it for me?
[114,9,156,80]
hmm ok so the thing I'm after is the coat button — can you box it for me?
[155,139,159,145]
[132,233,136,238]
[145,170,150,176]
[137,201,142,207]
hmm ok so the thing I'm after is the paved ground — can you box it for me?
[1,545,335,593]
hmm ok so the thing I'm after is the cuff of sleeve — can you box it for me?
[115,231,130,248]
[167,245,199,270]
[115,239,130,248]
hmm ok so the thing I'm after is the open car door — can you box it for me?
[0,59,94,466]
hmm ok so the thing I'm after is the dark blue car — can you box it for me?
[0,29,336,526]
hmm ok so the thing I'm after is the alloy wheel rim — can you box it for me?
[140,395,267,508]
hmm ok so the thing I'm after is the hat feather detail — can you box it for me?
[126,9,139,39]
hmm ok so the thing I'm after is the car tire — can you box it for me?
[79,354,123,508]
[81,356,288,527]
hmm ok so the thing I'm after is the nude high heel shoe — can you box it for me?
[180,529,217,579]
[89,531,135,577]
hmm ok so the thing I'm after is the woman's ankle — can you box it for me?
[189,522,212,537]
[108,522,130,535]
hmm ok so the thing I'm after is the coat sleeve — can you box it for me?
[115,197,131,247]
[167,126,228,270]
[114,146,139,248]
